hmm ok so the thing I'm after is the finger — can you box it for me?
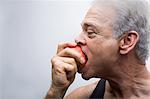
[51,56,76,68]
[58,57,76,66]
[51,56,77,73]
[52,60,77,79]
[57,42,77,54]
[63,62,77,80]
[58,47,85,65]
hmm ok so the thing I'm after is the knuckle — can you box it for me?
[78,52,83,59]
[74,53,82,63]
[69,64,77,72]
[70,58,76,64]
[69,66,76,71]
[52,61,63,72]
[53,60,60,66]
[51,56,57,63]
[51,56,61,66]
[78,54,85,63]
[74,64,77,72]
[70,58,75,63]
[54,66,62,73]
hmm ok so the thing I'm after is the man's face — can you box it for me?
[75,6,119,80]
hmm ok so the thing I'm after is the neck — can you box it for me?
[104,55,150,98]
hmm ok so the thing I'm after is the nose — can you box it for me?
[75,33,86,46]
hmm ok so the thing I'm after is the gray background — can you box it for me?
[0,0,150,99]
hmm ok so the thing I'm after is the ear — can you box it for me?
[119,31,139,54]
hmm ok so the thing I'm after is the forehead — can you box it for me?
[81,6,116,29]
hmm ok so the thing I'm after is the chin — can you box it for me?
[81,73,92,80]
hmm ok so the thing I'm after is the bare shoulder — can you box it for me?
[64,80,99,99]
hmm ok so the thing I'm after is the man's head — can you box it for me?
[92,0,150,63]
[75,0,150,80]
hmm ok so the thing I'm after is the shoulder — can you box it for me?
[64,81,99,99]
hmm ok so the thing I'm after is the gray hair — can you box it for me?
[93,0,150,62]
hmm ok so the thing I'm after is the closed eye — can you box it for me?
[81,22,100,38]
[87,30,95,35]
[86,29,96,38]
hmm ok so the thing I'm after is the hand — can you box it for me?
[45,42,86,99]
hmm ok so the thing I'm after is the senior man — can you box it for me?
[45,0,150,99]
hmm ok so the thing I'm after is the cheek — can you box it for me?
[88,38,119,63]
[88,38,106,56]
[85,39,104,66]
[104,39,119,56]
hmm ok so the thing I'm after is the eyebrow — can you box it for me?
[81,22,96,29]
[81,22,102,32]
